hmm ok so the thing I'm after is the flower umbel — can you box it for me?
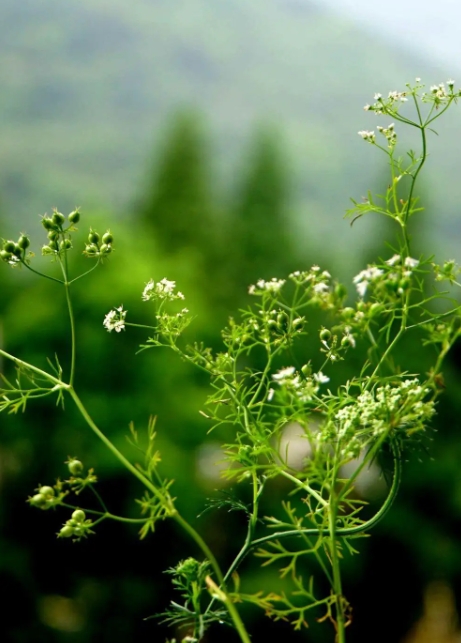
[103,306,127,333]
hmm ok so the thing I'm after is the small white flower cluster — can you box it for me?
[103,305,127,333]
[353,266,384,298]
[248,278,286,296]
[421,81,457,107]
[271,366,329,403]
[333,378,435,458]
[364,90,408,115]
[358,130,375,143]
[353,255,419,298]
[376,123,397,148]
[142,278,185,302]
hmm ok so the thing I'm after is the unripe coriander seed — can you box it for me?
[42,217,56,231]
[88,230,100,244]
[39,485,55,497]
[319,328,331,342]
[102,231,113,245]
[30,493,48,508]
[59,525,74,538]
[17,235,30,250]
[52,211,65,226]
[68,210,80,224]
[0,250,12,261]
[100,243,112,254]
[72,509,86,523]
[4,240,16,253]
[68,459,83,475]
[60,239,72,251]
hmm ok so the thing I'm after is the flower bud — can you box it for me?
[17,235,30,250]
[67,459,83,475]
[3,240,16,253]
[68,209,80,224]
[39,486,55,497]
[60,239,72,251]
[341,307,355,321]
[88,230,100,244]
[52,211,65,226]
[41,217,56,231]
[102,231,113,245]
[30,493,48,508]
[72,509,86,523]
[58,525,74,538]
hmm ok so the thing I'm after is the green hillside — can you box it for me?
[1,0,461,260]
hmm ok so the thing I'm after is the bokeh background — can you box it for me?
[1,1,461,641]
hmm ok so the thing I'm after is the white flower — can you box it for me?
[142,278,185,301]
[313,282,329,294]
[103,305,127,333]
[142,280,155,301]
[353,266,384,297]
[358,130,375,142]
[404,257,419,269]
[374,93,382,100]
[313,372,329,384]
[386,254,401,266]
[272,366,296,382]
[248,278,285,295]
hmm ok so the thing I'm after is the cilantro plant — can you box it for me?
[2,79,461,643]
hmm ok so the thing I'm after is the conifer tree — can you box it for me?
[230,127,296,290]
[138,110,217,262]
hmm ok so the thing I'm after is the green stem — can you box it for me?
[68,387,251,643]
[329,497,346,643]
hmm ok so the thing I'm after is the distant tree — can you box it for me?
[138,110,218,266]
[230,127,296,291]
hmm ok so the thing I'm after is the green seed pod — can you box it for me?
[48,240,59,251]
[41,217,56,231]
[59,525,74,538]
[59,239,72,251]
[68,209,80,224]
[0,250,12,262]
[341,335,353,348]
[369,303,384,317]
[334,283,347,300]
[3,240,16,253]
[72,509,86,523]
[102,231,113,245]
[68,459,83,476]
[301,363,311,376]
[88,229,100,244]
[12,244,22,257]
[39,485,55,497]
[52,211,65,226]
[341,307,355,321]
[30,493,48,508]
[17,235,30,250]
[48,230,59,241]
[85,243,98,255]
[319,328,331,342]
[99,243,112,255]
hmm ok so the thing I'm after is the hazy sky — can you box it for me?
[313,0,461,69]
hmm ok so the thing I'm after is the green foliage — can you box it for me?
[3,78,461,643]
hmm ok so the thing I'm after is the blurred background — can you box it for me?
[1,0,461,641]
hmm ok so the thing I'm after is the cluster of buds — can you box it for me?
[0,233,30,264]
[377,123,397,148]
[41,209,80,255]
[28,485,60,510]
[83,229,113,259]
[58,509,94,541]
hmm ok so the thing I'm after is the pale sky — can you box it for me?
[312,0,461,68]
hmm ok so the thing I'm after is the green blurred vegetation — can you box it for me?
[2,0,461,263]
[1,106,461,643]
